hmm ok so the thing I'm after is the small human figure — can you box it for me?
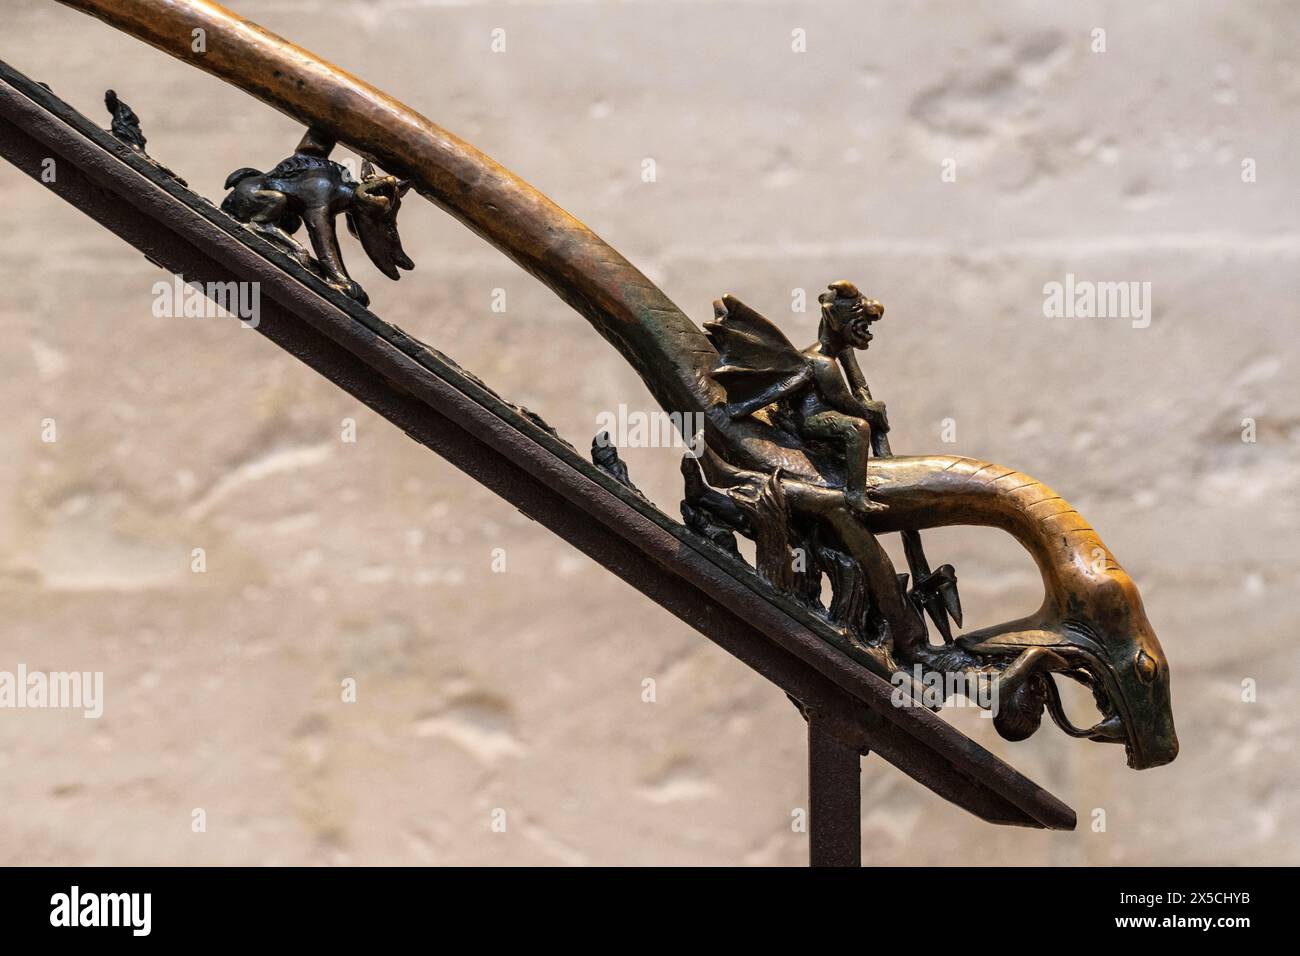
[705,280,889,513]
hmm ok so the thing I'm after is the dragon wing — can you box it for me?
[705,294,811,418]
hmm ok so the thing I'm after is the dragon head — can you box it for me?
[347,161,415,280]
[960,569,1178,770]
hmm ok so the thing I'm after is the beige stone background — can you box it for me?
[0,0,1296,866]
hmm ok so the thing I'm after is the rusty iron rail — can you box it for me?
[0,59,1075,865]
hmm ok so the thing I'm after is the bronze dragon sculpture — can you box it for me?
[56,0,1177,773]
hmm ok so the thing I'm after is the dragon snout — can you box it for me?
[1119,653,1179,770]
[1097,619,1179,770]
[1130,727,1178,769]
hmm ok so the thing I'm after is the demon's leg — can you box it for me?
[800,412,884,514]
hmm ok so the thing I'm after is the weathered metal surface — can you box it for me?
[220,132,413,305]
[58,0,719,428]
[0,59,1077,839]
[51,1,1175,777]
[691,285,1178,770]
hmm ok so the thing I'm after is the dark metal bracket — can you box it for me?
[0,60,1075,865]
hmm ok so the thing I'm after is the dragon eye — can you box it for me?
[1134,649,1159,685]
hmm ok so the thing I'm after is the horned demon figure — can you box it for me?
[707,281,890,515]
[682,281,1177,769]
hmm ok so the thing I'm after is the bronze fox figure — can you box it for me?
[221,153,413,306]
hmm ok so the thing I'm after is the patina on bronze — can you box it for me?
[53,0,1176,773]
[220,130,413,305]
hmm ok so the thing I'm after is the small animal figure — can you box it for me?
[221,154,413,306]
[591,431,642,495]
[104,89,146,150]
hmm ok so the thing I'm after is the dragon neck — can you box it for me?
[865,454,1124,625]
